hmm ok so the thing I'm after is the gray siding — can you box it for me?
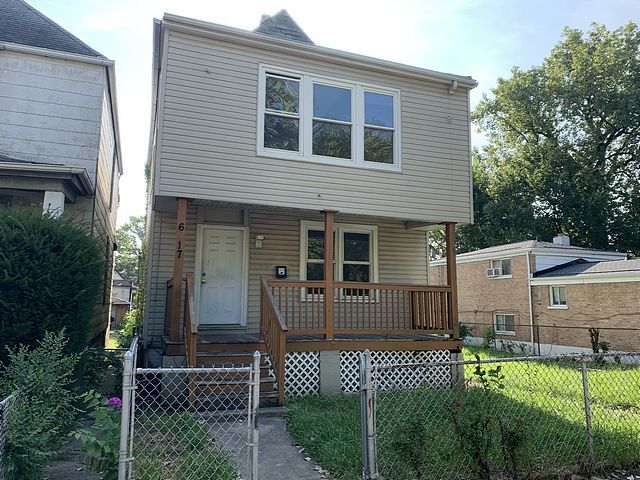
[155,30,473,224]
[0,51,104,182]
[144,206,428,344]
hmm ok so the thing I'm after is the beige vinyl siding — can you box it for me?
[156,31,472,224]
[144,206,428,341]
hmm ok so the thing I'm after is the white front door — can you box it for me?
[197,226,247,326]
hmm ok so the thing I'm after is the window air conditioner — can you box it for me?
[486,268,502,277]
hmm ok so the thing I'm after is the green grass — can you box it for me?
[286,347,640,480]
[132,412,237,480]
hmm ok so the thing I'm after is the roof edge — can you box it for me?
[161,13,478,88]
[0,42,113,66]
[0,162,94,195]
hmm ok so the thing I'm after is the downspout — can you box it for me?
[526,250,536,354]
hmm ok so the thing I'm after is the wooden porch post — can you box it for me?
[169,198,188,342]
[323,210,336,340]
[445,223,460,339]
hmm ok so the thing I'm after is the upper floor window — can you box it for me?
[258,66,400,171]
[549,286,567,308]
[487,258,512,278]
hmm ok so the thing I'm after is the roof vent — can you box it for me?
[553,234,570,246]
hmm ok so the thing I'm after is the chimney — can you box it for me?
[553,234,570,246]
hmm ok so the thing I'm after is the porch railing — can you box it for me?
[184,273,198,368]
[260,278,288,405]
[265,279,454,336]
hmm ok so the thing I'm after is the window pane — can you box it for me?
[364,128,393,164]
[559,287,566,304]
[307,263,324,281]
[505,315,515,331]
[307,230,324,260]
[364,91,394,127]
[343,264,370,283]
[344,232,369,262]
[501,259,512,275]
[264,114,299,151]
[265,75,299,113]
[313,84,351,121]
[313,121,351,159]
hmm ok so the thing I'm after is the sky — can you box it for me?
[27,0,640,227]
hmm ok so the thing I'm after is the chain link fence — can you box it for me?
[361,350,640,480]
[118,340,260,480]
[0,395,12,480]
[461,322,640,355]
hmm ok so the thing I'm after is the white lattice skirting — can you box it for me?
[340,350,452,393]
[282,350,453,397]
[285,352,320,397]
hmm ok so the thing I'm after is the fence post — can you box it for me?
[118,351,134,480]
[360,350,379,480]
[580,359,595,467]
[248,351,261,480]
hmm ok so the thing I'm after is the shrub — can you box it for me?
[459,323,473,340]
[0,331,78,480]
[482,327,496,349]
[0,208,103,361]
[74,391,122,480]
[118,308,142,349]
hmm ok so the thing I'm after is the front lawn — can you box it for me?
[286,347,640,480]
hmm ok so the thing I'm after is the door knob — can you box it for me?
[201,272,206,284]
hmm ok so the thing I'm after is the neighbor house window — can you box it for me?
[300,221,378,296]
[489,258,512,277]
[494,313,516,335]
[258,66,400,170]
[549,286,567,308]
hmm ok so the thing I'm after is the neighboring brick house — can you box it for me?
[430,235,632,354]
[531,258,640,353]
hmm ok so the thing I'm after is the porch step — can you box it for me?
[193,349,279,407]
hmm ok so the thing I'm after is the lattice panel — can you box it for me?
[285,351,320,397]
[340,350,452,393]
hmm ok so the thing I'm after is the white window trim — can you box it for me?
[489,258,513,279]
[548,285,568,309]
[493,313,516,336]
[257,64,401,172]
[299,221,379,299]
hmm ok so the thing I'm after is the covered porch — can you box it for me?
[159,200,460,402]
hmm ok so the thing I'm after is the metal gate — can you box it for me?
[118,340,260,480]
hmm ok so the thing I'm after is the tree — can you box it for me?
[115,215,145,284]
[471,22,640,255]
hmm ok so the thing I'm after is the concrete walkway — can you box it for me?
[257,415,334,479]
[207,411,334,480]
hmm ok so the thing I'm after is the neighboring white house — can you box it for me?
[0,0,123,343]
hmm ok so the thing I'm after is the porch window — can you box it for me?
[549,286,567,308]
[300,222,378,295]
[494,313,516,335]
[258,65,400,170]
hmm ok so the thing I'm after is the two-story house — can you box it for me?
[0,0,122,343]
[144,10,476,402]
[430,235,632,355]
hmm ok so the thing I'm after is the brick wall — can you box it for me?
[430,254,533,343]
[532,282,640,352]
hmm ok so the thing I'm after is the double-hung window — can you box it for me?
[300,222,378,297]
[258,66,399,170]
[494,313,516,335]
[263,73,301,152]
[549,286,567,308]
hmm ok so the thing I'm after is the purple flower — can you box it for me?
[107,397,122,409]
